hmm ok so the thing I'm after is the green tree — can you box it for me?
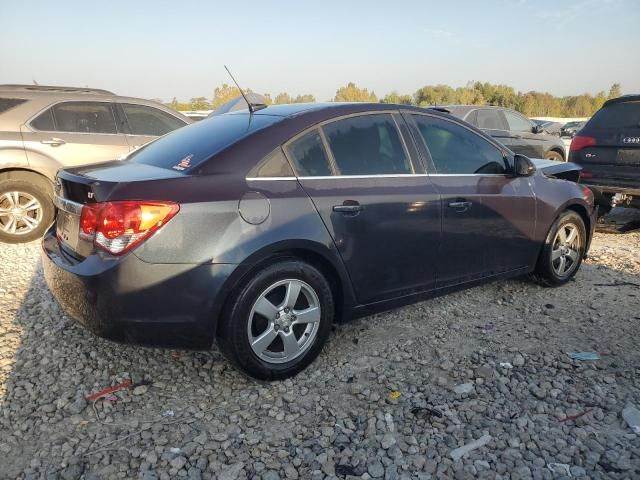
[211,83,244,109]
[189,97,210,110]
[274,92,292,104]
[334,82,377,102]
[381,91,413,105]
[292,94,315,103]
[608,83,622,99]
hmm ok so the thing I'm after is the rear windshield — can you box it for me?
[0,98,27,114]
[590,101,640,129]
[129,113,282,171]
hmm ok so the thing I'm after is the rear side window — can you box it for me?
[0,98,27,114]
[504,111,533,133]
[31,108,55,131]
[286,130,332,177]
[476,109,505,130]
[249,148,294,178]
[590,101,640,129]
[412,115,507,174]
[52,102,117,134]
[122,104,186,136]
[322,114,412,175]
[129,113,281,171]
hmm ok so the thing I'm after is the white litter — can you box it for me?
[622,404,640,434]
[499,362,513,369]
[449,434,492,461]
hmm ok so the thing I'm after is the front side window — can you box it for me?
[286,129,332,177]
[122,104,186,136]
[504,110,533,133]
[476,109,505,130]
[322,114,412,175]
[412,115,507,175]
[51,102,117,134]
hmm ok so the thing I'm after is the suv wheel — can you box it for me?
[218,259,334,380]
[0,174,54,244]
[544,150,564,162]
[533,211,586,287]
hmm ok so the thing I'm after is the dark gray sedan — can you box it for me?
[42,102,596,379]
[447,105,567,162]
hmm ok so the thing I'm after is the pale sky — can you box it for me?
[1,0,638,102]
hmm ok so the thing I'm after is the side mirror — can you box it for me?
[513,154,536,177]
[533,124,544,134]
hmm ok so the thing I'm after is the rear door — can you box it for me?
[503,110,544,158]
[22,101,130,167]
[572,100,640,191]
[118,103,188,151]
[285,112,441,305]
[407,113,536,286]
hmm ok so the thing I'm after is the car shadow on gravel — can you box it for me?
[1,249,639,479]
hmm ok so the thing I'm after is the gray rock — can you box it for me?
[453,383,474,395]
[368,461,385,478]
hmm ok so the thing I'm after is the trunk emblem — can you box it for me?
[623,137,640,144]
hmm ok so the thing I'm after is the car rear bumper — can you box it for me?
[41,230,237,349]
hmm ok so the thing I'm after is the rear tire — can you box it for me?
[533,211,586,287]
[218,259,334,380]
[544,150,564,162]
[0,174,54,244]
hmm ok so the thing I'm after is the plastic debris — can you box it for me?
[86,380,131,402]
[567,351,600,361]
[499,362,513,369]
[622,404,640,434]
[547,463,571,476]
[453,383,474,394]
[450,434,492,461]
[162,409,175,417]
[559,408,592,423]
[411,406,443,418]
[388,391,401,400]
[169,447,181,454]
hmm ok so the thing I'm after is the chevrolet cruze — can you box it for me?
[42,103,596,379]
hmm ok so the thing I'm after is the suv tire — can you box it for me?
[0,173,54,244]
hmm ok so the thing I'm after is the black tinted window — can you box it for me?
[52,102,117,134]
[412,115,507,174]
[0,98,27,114]
[250,148,294,178]
[504,111,533,133]
[122,104,186,136]
[476,109,505,129]
[286,130,332,176]
[323,114,411,175]
[129,113,281,171]
[31,108,55,131]
[590,101,640,129]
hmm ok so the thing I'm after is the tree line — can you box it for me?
[167,81,623,118]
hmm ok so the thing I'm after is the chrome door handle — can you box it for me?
[448,201,472,212]
[41,138,66,146]
[333,202,363,215]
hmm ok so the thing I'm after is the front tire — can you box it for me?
[218,259,334,380]
[0,174,54,244]
[533,211,586,287]
[544,150,564,162]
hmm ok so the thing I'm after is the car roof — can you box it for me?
[602,94,640,107]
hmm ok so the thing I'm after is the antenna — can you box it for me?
[224,65,266,114]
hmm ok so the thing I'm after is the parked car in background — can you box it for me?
[569,95,640,215]
[561,121,586,138]
[0,85,191,243]
[180,110,213,121]
[532,120,563,137]
[43,102,595,379]
[447,105,567,161]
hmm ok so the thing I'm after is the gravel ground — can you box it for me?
[1,223,639,479]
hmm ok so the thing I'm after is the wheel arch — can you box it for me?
[0,168,54,194]
[212,239,356,338]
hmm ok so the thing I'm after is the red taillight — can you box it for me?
[79,201,179,255]
[581,186,594,204]
[570,135,596,152]
[580,171,593,179]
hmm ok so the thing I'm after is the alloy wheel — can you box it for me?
[247,279,321,364]
[0,191,43,236]
[551,223,582,277]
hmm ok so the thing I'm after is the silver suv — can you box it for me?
[0,85,190,243]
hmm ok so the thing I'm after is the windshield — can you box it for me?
[129,113,282,171]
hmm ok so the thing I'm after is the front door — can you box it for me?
[408,113,536,287]
[284,113,441,305]
[502,110,545,158]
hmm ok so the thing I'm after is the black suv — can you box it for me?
[569,95,640,214]
[448,105,567,162]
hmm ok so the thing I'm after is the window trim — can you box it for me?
[283,110,419,178]
[119,102,188,137]
[26,99,122,136]
[407,111,512,176]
